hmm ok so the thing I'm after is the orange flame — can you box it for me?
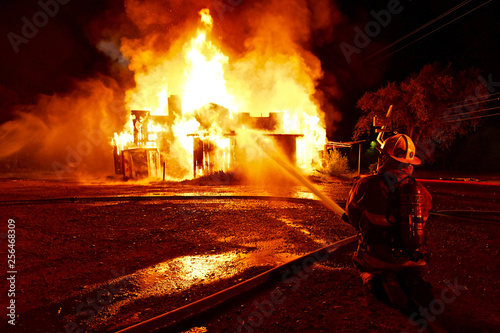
[114,8,327,180]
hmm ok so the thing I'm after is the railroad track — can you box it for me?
[2,195,497,332]
[0,195,324,206]
[1,194,498,225]
[1,195,356,332]
[115,236,358,333]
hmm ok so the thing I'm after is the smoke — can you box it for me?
[0,76,127,179]
[227,0,342,129]
[97,40,129,66]
[231,130,301,188]
[0,0,346,179]
[120,0,343,125]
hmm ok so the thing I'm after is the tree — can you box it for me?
[353,63,489,164]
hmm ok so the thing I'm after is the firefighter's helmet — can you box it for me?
[378,134,421,165]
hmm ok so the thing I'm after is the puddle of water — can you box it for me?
[128,252,244,300]
[83,201,121,206]
[293,191,315,199]
[89,252,244,323]
[175,192,228,197]
[85,245,300,327]
[153,253,241,283]
[141,189,319,200]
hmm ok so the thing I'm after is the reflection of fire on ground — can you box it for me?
[112,9,327,181]
[88,250,292,328]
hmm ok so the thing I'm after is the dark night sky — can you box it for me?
[0,0,498,141]
[319,0,500,140]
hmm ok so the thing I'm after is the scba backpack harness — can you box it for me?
[387,176,427,262]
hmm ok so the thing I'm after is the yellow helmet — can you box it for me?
[378,134,421,165]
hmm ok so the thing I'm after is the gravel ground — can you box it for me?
[0,177,499,333]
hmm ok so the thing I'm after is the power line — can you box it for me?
[365,0,474,61]
[445,107,500,122]
[440,97,500,113]
[371,0,492,63]
[457,111,500,121]
[374,0,492,62]
[443,104,500,119]
[444,92,500,107]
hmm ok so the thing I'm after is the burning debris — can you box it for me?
[112,96,306,180]
[112,8,327,181]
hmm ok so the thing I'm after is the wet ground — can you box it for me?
[0,177,499,332]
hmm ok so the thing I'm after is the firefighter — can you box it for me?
[345,134,433,311]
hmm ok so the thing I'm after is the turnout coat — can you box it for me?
[345,169,432,281]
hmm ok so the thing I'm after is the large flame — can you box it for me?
[114,8,327,180]
[182,18,236,114]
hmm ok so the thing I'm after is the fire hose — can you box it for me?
[2,142,497,331]
[115,139,357,332]
[255,136,349,221]
[116,142,500,332]
[115,236,357,333]
[1,194,496,330]
[0,192,357,332]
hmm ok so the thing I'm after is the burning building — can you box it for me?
[113,97,306,180]
[112,8,328,181]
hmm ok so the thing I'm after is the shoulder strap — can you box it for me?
[385,175,413,225]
